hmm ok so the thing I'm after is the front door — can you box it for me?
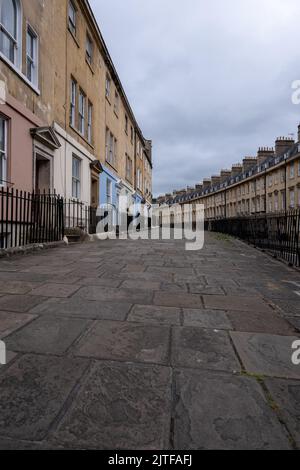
[91,175,98,208]
[35,154,51,193]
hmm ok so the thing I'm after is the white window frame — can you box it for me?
[26,24,38,87]
[105,128,116,167]
[86,33,93,65]
[274,193,278,212]
[68,0,76,36]
[126,154,132,182]
[290,162,295,179]
[114,137,117,167]
[290,189,295,208]
[72,155,81,199]
[105,75,111,100]
[87,101,92,143]
[114,91,119,115]
[268,195,272,212]
[281,191,286,211]
[106,179,112,205]
[70,78,76,127]
[130,126,134,144]
[0,0,22,69]
[137,168,141,190]
[0,116,8,187]
[78,90,86,135]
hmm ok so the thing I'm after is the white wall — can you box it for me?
[54,123,93,205]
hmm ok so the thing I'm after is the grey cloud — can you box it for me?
[90,0,300,195]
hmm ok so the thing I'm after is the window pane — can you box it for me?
[26,60,33,82]
[0,31,14,62]
[0,118,5,152]
[72,157,80,178]
[68,2,76,31]
[0,118,6,185]
[1,0,16,38]
[26,30,34,58]
[86,35,92,61]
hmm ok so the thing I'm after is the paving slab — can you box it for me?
[29,283,82,298]
[0,272,53,283]
[172,327,240,372]
[0,355,89,441]
[122,264,146,273]
[120,279,161,291]
[203,295,273,313]
[0,281,43,295]
[287,317,300,332]
[154,292,203,308]
[160,282,189,293]
[0,295,47,313]
[188,285,225,295]
[147,266,195,276]
[230,332,300,379]
[74,320,170,365]
[0,312,36,338]
[5,316,90,355]
[271,299,300,317]
[30,297,131,321]
[227,309,295,335]
[21,266,74,275]
[183,309,232,330]
[264,378,300,447]
[50,361,172,450]
[0,438,52,450]
[173,369,291,450]
[75,277,122,288]
[75,286,154,305]
[128,305,181,326]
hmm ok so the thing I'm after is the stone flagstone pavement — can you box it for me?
[0,232,299,450]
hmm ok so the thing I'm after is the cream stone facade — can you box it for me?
[0,0,152,218]
[158,131,300,220]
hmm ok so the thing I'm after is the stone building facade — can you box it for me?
[0,0,152,213]
[158,131,300,219]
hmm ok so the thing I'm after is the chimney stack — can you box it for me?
[275,137,294,157]
[231,164,242,178]
[211,175,221,187]
[195,184,203,191]
[257,147,274,166]
[242,157,257,173]
[202,179,211,190]
[220,170,231,183]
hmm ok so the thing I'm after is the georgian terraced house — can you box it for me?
[157,132,300,219]
[0,0,152,214]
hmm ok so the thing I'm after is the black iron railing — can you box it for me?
[0,188,97,250]
[0,188,64,249]
[64,199,97,234]
[208,210,300,267]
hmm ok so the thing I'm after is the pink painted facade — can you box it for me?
[1,94,43,193]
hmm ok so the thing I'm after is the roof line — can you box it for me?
[82,0,148,145]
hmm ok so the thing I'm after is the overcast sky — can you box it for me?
[90,0,300,196]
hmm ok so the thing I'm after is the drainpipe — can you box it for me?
[284,160,287,213]
[64,1,68,199]
[264,169,267,214]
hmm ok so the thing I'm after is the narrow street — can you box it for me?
[0,233,299,450]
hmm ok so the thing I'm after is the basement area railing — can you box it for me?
[0,188,97,250]
[207,210,300,267]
